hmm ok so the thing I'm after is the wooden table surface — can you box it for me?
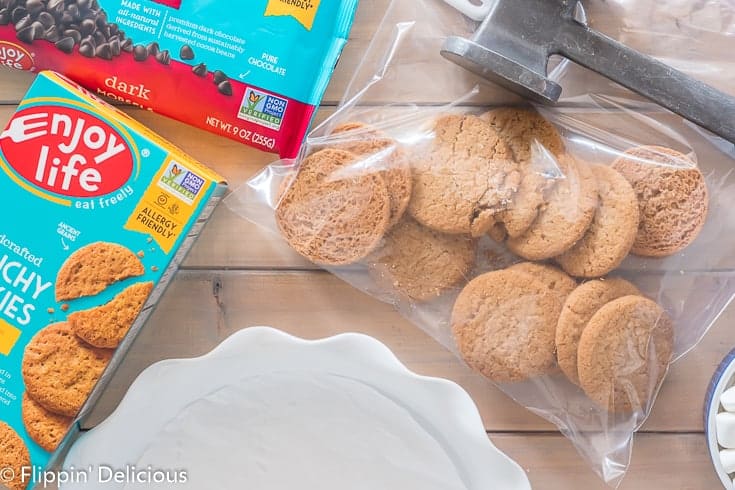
[1,1,732,488]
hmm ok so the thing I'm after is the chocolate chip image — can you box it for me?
[55,36,75,54]
[0,10,9,26]
[179,44,194,60]
[14,14,30,31]
[79,41,94,57]
[95,42,111,60]
[44,26,60,42]
[11,6,26,24]
[66,4,79,21]
[93,30,105,45]
[16,24,36,43]
[77,0,92,9]
[133,44,148,61]
[81,35,95,49]
[37,11,54,29]
[109,36,120,56]
[48,0,64,16]
[121,38,133,52]
[80,18,96,36]
[192,63,207,77]
[109,23,119,36]
[217,80,233,96]
[213,70,227,84]
[25,0,43,16]
[64,29,81,45]
[146,41,159,56]
[155,49,170,65]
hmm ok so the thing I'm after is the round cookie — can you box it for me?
[330,122,412,227]
[69,281,154,348]
[481,107,565,238]
[612,145,708,257]
[556,164,640,278]
[577,295,674,412]
[55,242,145,301]
[408,114,519,236]
[22,393,73,452]
[556,278,641,385]
[0,422,30,490]
[507,154,598,260]
[22,322,113,417]
[451,269,562,382]
[276,149,391,266]
[368,218,476,301]
[507,262,576,300]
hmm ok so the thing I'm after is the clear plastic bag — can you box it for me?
[226,0,735,486]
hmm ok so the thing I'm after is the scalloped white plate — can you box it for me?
[61,327,531,490]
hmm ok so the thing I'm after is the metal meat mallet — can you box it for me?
[440,0,735,143]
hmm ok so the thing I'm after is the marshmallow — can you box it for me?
[721,449,735,474]
[722,386,735,412]
[717,412,735,448]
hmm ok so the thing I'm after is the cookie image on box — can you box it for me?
[481,108,565,238]
[451,268,562,382]
[329,122,413,228]
[577,295,674,412]
[0,421,30,490]
[368,218,476,301]
[555,278,641,386]
[22,323,113,417]
[507,154,598,260]
[408,114,519,236]
[56,242,145,301]
[68,282,154,349]
[612,145,709,257]
[276,149,391,266]
[21,393,73,452]
[556,164,640,278]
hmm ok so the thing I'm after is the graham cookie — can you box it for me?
[69,282,154,348]
[56,242,145,301]
[408,114,519,236]
[22,323,113,417]
[481,107,565,238]
[556,164,639,278]
[578,295,674,412]
[507,154,598,260]
[612,145,708,257]
[507,262,576,300]
[368,218,476,301]
[330,122,412,227]
[451,269,562,382]
[22,393,73,452]
[0,422,30,490]
[555,278,641,385]
[276,149,391,266]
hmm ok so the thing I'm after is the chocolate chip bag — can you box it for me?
[0,0,359,157]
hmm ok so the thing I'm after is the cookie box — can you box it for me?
[0,0,359,157]
[706,348,735,489]
[0,70,226,490]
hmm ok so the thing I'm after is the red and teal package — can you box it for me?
[0,0,360,157]
[0,70,226,489]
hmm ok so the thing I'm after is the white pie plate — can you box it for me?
[61,326,531,490]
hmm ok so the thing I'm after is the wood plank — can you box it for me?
[492,433,721,490]
[83,270,735,434]
[3,104,727,272]
[2,1,733,106]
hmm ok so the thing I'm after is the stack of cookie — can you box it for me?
[20,242,152,453]
[274,108,709,412]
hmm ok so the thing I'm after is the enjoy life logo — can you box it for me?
[0,105,134,200]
